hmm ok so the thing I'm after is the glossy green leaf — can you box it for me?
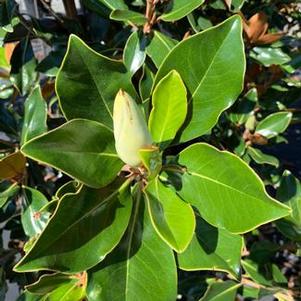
[255,112,292,139]
[242,260,272,286]
[178,216,242,278]
[98,0,127,10]
[200,280,241,301]
[0,151,26,180]
[187,14,213,33]
[139,65,154,101]
[21,187,50,237]
[146,31,177,68]
[110,9,146,25]
[250,47,291,67]
[0,47,9,68]
[14,180,132,273]
[178,143,290,233]
[230,0,245,11]
[21,86,47,145]
[21,119,123,189]
[247,147,279,167]
[123,31,146,75]
[229,88,257,125]
[160,0,205,22]
[149,70,187,146]
[0,182,19,208]
[144,178,195,253]
[155,16,245,142]
[56,34,135,129]
[10,38,37,96]
[26,272,87,301]
[276,171,301,241]
[87,194,177,301]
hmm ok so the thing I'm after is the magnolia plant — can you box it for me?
[0,0,300,300]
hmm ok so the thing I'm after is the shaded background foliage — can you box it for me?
[0,0,300,300]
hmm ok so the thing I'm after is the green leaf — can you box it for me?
[247,147,279,167]
[123,31,146,75]
[229,0,245,11]
[21,119,123,189]
[160,0,205,22]
[177,143,290,233]
[242,260,273,287]
[21,187,50,237]
[87,192,177,301]
[0,47,9,68]
[250,47,291,67]
[14,180,132,273]
[155,16,245,142]
[178,216,242,278]
[110,9,146,25]
[0,151,26,180]
[98,0,127,10]
[255,112,292,139]
[149,70,187,146]
[21,86,47,145]
[10,38,37,96]
[146,31,177,68]
[56,34,135,129]
[200,280,241,301]
[139,65,154,101]
[144,177,195,253]
[26,273,79,295]
[0,183,18,208]
[229,88,257,125]
[138,146,162,180]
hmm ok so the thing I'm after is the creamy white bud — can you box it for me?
[113,90,152,167]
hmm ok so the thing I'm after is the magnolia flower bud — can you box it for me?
[113,90,152,167]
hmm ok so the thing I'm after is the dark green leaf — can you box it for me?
[155,16,245,142]
[178,216,242,278]
[21,119,123,188]
[250,47,291,67]
[178,143,290,233]
[14,180,132,273]
[56,35,135,129]
[87,193,177,301]
[0,182,19,208]
[21,86,47,145]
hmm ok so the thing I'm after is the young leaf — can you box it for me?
[123,31,146,76]
[200,280,241,301]
[21,119,123,189]
[21,187,50,237]
[146,31,178,68]
[178,216,242,278]
[56,35,136,129]
[255,112,292,139]
[160,0,205,22]
[155,16,245,142]
[87,194,177,301]
[14,180,132,273]
[21,86,47,145]
[144,177,195,253]
[177,143,290,233]
[149,70,187,146]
